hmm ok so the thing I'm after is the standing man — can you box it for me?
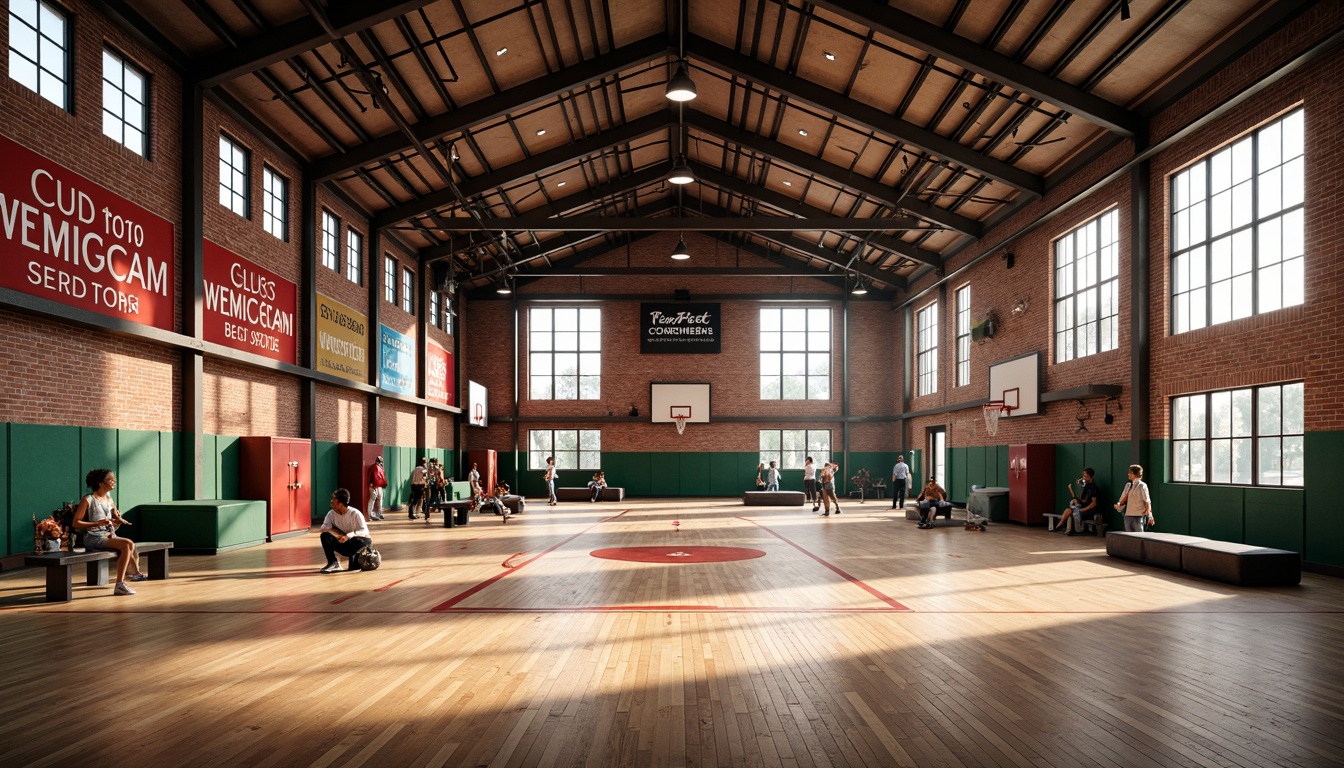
[545,456,558,506]
[425,458,445,523]
[1116,464,1154,532]
[891,455,911,510]
[408,458,428,519]
[318,488,371,573]
[764,460,780,491]
[803,457,818,510]
[367,456,387,521]
[467,462,482,501]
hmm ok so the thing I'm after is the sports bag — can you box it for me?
[353,544,382,571]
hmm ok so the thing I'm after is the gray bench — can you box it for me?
[904,505,963,526]
[1043,512,1108,536]
[743,491,806,506]
[556,487,626,502]
[1106,532,1301,586]
[24,541,174,602]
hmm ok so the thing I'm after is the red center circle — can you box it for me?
[590,546,767,563]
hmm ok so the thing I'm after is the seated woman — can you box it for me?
[588,471,608,502]
[73,468,146,595]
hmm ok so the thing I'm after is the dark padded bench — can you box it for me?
[24,541,174,602]
[1180,540,1301,586]
[903,506,963,526]
[743,491,805,506]
[555,487,626,502]
[1107,531,1210,571]
[433,499,474,528]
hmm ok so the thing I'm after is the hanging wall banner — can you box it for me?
[426,339,454,406]
[379,324,416,396]
[640,302,721,353]
[203,241,296,363]
[315,293,368,383]
[0,134,175,330]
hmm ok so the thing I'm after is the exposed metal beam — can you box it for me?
[687,162,942,267]
[685,111,982,237]
[195,0,439,86]
[811,0,1138,136]
[372,110,676,228]
[310,35,672,181]
[425,216,937,232]
[530,266,838,277]
[686,34,1044,194]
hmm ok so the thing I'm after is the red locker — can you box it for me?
[465,449,498,496]
[240,437,312,540]
[338,442,384,515]
[1008,444,1055,526]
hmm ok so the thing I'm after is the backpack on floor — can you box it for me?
[353,545,382,571]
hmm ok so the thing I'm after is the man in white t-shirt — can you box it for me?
[408,458,428,519]
[891,455,911,509]
[318,488,371,573]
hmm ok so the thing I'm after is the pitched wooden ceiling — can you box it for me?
[123,0,1306,294]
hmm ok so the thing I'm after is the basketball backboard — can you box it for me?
[651,383,710,423]
[988,353,1040,417]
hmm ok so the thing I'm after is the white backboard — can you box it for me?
[651,382,710,423]
[988,352,1040,417]
[467,380,488,427]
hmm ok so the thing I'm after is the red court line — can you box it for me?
[737,516,911,611]
[429,509,630,612]
[330,567,433,604]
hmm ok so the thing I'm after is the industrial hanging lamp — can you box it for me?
[671,235,691,260]
[664,61,697,102]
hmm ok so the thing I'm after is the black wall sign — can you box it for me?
[640,302,721,354]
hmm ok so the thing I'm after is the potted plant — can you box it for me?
[33,514,64,553]
[850,468,873,501]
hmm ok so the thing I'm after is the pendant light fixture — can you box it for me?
[668,156,694,185]
[671,235,691,260]
[850,277,869,295]
[664,61,697,102]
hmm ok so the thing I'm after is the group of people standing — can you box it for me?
[765,457,841,516]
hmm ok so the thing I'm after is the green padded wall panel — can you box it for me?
[202,434,218,498]
[160,431,177,503]
[217,435,241,499]
[707,452,748,496]
[1304,431,1344,567]
[1244,488,1304,552]
[0,423,7,554]
[81,427,118,487]
[947,447,967,501]
[1054,442,1085,513]
[10,423,80,557]
[1156,481,1190,535]
[313,441,339,521]
[994,445,1009,487]
[650,453,682,496]
[679,451,712,496]
[1189,485,1244,542]
[117,429,159,513]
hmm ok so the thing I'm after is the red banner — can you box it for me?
[427,339,455,406]
[203,241,297,363]
[0,135,175,330]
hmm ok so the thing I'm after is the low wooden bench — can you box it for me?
[1043,512,1108,536]
[743,491,805,506]
[556,487,626,502]
[24,541,174,602]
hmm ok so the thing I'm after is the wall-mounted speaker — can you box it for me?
[674,288,691,301]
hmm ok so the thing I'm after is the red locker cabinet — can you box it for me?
[465,449,497,496]
[240,437,313,540]
[1007,444,1055,526]
[338,443,384,515]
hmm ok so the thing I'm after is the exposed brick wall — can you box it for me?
[0,309,178,431]
[314,188,372,315]
[314,384,366,443]
[202,359,299,437]
[380,398,417,447]
[426,411,454,449]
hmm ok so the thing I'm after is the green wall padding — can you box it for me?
[202,434,218,498]
[118,429,159,513]
[0,423,8,554]
[1304,431,1344,567]
[313,440,339,521]
[9,423,82,558]
[1245,488,1305,552]
[1190,485,1244,542]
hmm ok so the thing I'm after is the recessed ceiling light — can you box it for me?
[783,180,792,187]
[556,181,566,187]
[798,129,808,136]
[536,129,546,136]
[823,52,836,61]
[495,47,508,56]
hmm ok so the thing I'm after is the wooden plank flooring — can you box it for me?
[1,497,1342,767]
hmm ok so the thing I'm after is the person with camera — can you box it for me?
[73,468,146,595]
[1056,467,1100,536]
[318,488,371,573]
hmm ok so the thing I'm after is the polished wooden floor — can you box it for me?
[2,498,1341,767]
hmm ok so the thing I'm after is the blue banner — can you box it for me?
[379,324,416,396]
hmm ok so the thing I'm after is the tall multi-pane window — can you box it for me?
[955,285,971,388]
[1171,109,1304,334]
[1172,382,1303,487]
[383,256,396,304]
[429,290,441,329]
[529,430,601,470]
[345,230,363,285]
[320,211,339,271]
[916,303,938,396]
[101,50,148,156]
[262,167,287,241]
[9,0,69,110]
[529,307,601,400]
[401,268,414,314]
[759,430,831,471]
[1054,209,1119,362]
[759,308,830,400]
[219,135,249,218]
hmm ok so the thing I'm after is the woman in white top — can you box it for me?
[72,469,146,595]
[803,457,818,510]
[1115,464,1155,532]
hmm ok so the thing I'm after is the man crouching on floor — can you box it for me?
[318,488,371,573]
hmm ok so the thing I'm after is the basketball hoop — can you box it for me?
[983,401,1006,436]
[672,414,688,435]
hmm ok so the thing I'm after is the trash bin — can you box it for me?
[968,487,1010,522]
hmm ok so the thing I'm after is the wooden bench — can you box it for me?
[556,487,626,502]
[24,541,174,602]
[742,491,805,506]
